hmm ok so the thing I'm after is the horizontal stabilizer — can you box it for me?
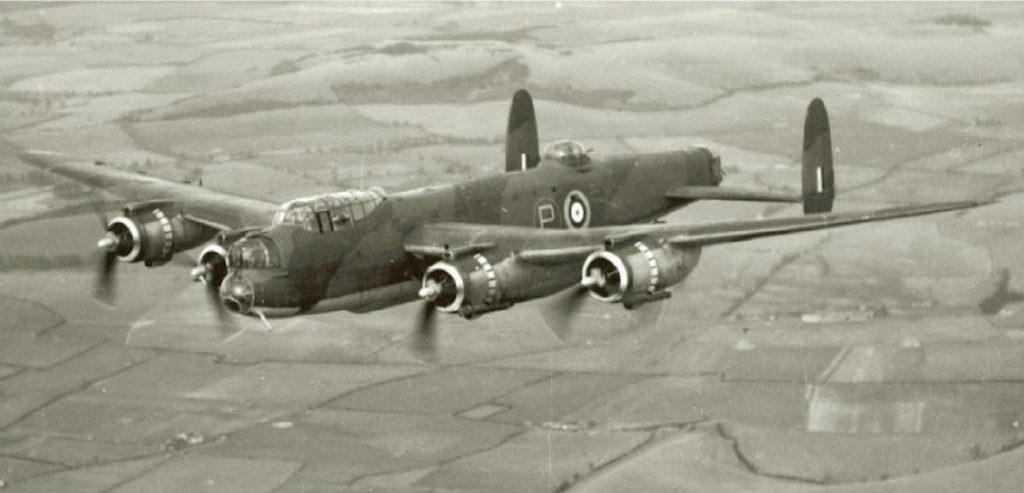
[666,186,801,203]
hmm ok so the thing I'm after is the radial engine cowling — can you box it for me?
[190,228,258,286]
[581,241,701,304]
[192,242,229,286]
[420,253,506,318]
[420,253,576,318]
[100,201,218,266]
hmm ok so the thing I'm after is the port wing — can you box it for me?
[18,150,278,229]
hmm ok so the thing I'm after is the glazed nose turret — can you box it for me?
[220,272,254,314]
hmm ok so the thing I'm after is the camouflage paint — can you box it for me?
[247,147,720,314]
[22,96,975,321]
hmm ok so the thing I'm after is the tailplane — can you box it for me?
[802,98,834,213]
[505,89,539,172]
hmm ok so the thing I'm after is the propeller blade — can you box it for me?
[205,280,238,339]
[625,298,665,333]
[539,286,589,340]
[172,253,198,268]
[410,302,439,362]
[86,190,110,229]
[95,249,117,305]
[89,188,118,305]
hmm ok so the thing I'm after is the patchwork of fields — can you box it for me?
[1,3,1022,492]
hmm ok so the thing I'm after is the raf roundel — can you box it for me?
[563,190,591,229]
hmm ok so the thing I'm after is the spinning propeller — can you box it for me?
[539,266,606,340]
[539,286,588,340]
[87,192,238,337]
[411,300,438,362]
[88,195,121,305]
[95,244,119,305]
[190,254,238,338]
[412,276,456,361]
[541,265,664,340]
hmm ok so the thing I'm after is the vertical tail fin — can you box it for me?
[505,89,539,173]
[802,98,834,213]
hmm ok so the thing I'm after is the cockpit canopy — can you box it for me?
[542,140,590,169]
[273,187,386,233]
[230,236,280,270]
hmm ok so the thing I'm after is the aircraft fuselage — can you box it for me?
[223,148,721,316]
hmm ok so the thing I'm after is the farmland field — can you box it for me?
[1,3,1022,492]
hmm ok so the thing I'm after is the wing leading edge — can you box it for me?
[664,200,984,247]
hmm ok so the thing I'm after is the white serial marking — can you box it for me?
[537,203,556,228]
[521,153,527,171]
[816,166,824,193]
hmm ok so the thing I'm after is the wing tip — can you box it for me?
[960,198,998,211]
[17,149,74,167]
[943,198,995,209]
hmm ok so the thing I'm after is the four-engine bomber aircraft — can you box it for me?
[18,90,985,358]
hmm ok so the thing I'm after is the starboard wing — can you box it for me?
[662,200,985,247]
[405,200,988,264]
[666,185,801,203]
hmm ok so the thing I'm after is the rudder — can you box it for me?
[802,98,834,213]
[505,89,539,173]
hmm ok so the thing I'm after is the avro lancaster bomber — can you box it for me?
[19,90,986,358]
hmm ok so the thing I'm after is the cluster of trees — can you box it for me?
[305,134,494,158]
[0,171,92,198]
[439,157,474,176]
[0,17,56,43]
[269,60,300,76]
[12,88,122,101]
[0,254,89,271]
[209,133,492,163]
[0,169,58,187]
[4,92,72,116]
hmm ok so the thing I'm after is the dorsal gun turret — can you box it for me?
[542,140,591,170]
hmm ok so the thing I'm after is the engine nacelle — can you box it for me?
[190,228,262,288]
[420,253,577,318]
[421,254,506,317]
[193,243,229,286]
[102,201,218,266]
[581,241,701,304]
